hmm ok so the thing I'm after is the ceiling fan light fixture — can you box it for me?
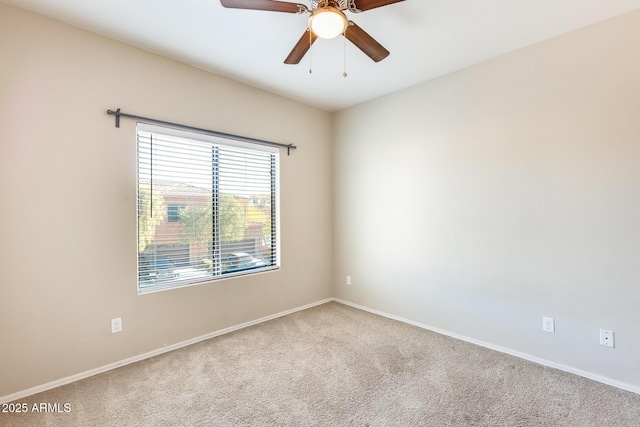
[309,7,347,39]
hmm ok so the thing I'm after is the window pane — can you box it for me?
[218,145,276,274]
[167,204,186,222]
[137,125,279,293]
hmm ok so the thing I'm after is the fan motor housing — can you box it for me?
[312,1,361,13]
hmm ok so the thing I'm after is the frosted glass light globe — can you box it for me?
[309,8,347,39]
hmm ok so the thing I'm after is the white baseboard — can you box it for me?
[1,298,333,404]
[332,298,640,396]
[5,296,637,403]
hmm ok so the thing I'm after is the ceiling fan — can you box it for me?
[220,0,405,64]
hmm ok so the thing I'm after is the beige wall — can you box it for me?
[0,3,333,397]
[333,10,640,389]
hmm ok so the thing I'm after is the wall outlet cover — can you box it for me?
[599,329,614,348]
[111,317,123,334]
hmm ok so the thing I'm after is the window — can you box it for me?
[136,123,280,293]
[167,204,186,222]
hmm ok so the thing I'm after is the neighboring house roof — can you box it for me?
[141,180,211,197]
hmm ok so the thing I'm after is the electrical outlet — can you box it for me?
[599,329,614,348]
[346,275,351,285]
[111,317,122,334]
[542,317,555,333]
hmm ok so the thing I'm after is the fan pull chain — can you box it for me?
[309,27,313,74]
[343,29,348,78]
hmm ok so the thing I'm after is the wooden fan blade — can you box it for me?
[220,0,305,13]
[344,22,389,62]
[284,29,318,64]
[352,0,405,12]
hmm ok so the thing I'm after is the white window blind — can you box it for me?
[137,123,279,293]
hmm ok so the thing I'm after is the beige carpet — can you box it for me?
[2,301,640,426]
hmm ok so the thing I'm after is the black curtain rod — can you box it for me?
[106,108,297,155]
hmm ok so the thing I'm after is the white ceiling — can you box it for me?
[4,0,640,111]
